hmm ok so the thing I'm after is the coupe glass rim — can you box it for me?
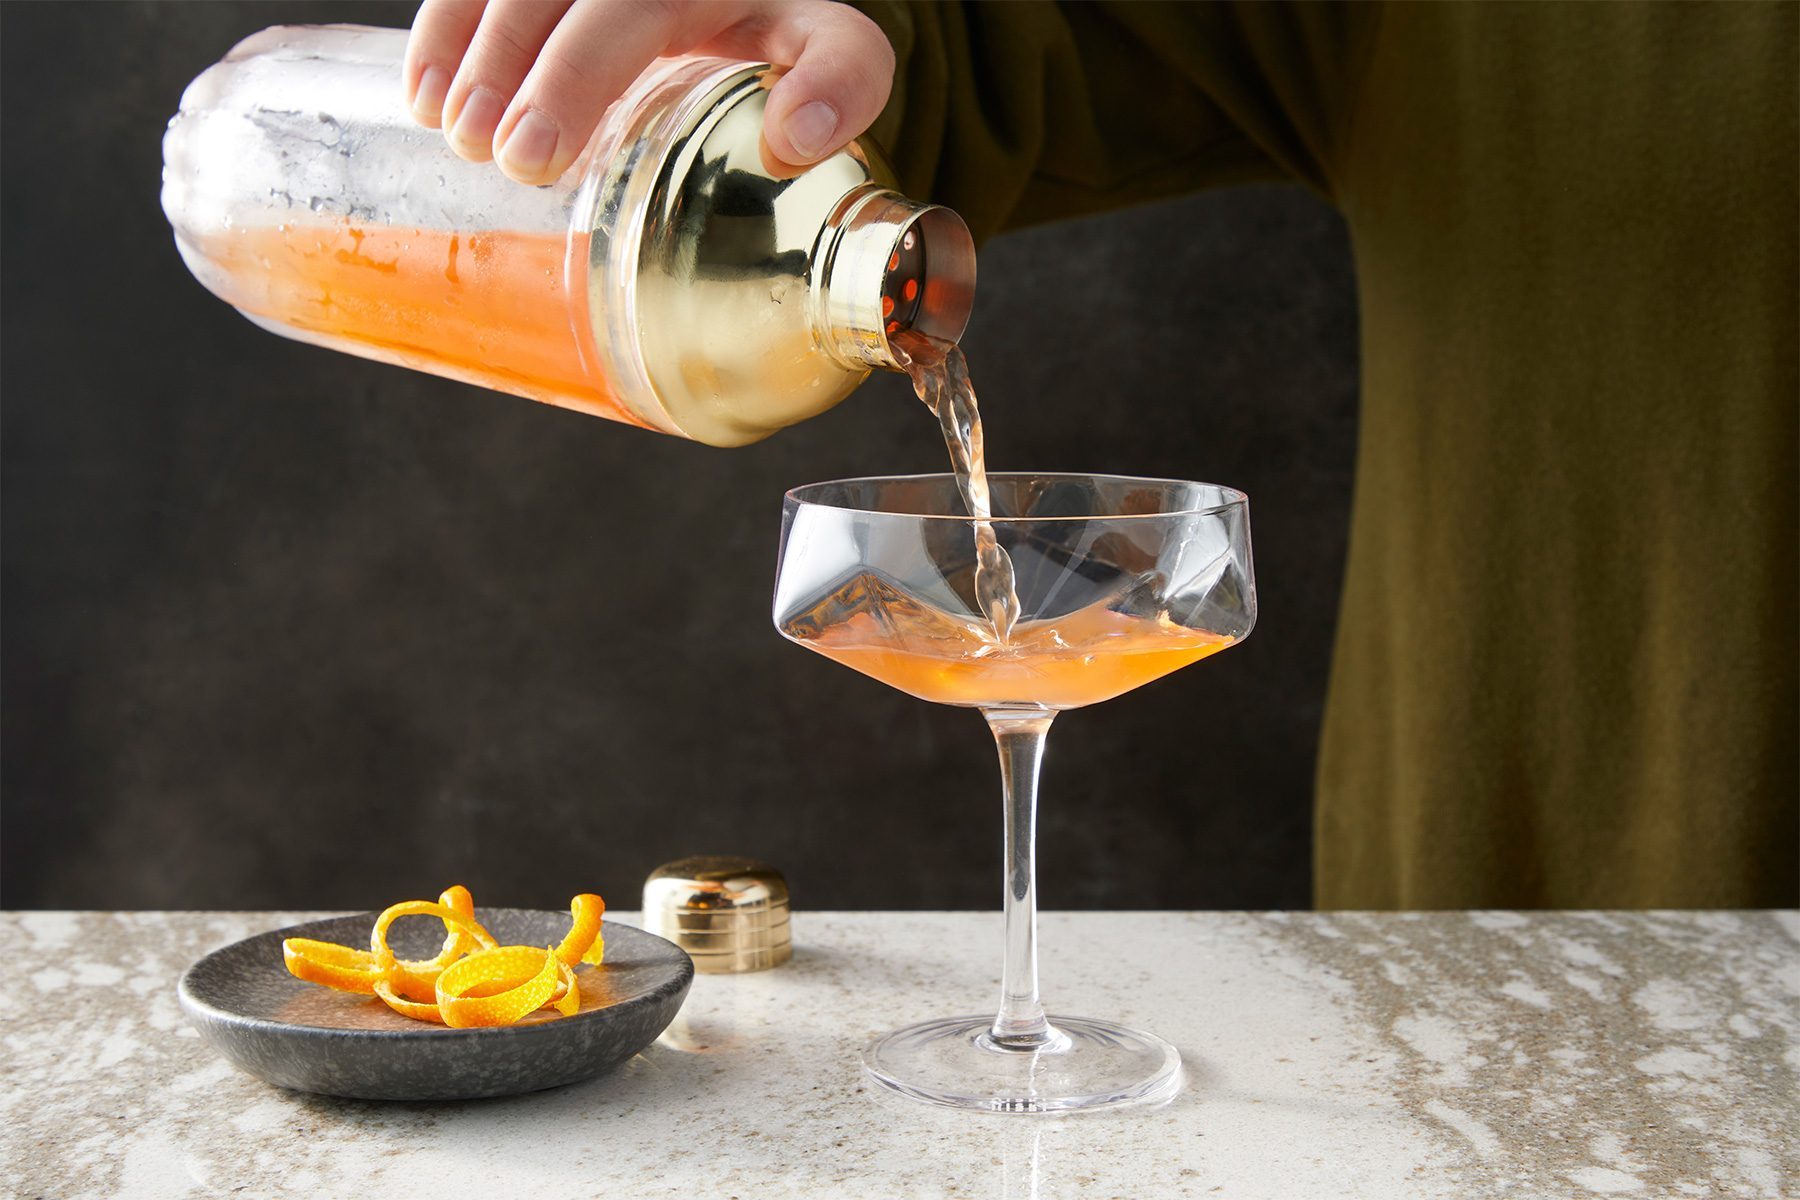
[782,472,1249,523]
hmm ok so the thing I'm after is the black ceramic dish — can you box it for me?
[178,909,693,1101]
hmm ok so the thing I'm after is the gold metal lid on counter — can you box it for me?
[642,856,792,973]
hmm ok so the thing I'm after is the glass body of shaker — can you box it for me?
[162,25,973,446]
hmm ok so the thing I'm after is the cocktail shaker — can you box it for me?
[643,856,792,974]
[161,25,974,446]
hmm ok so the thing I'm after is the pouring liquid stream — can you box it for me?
[892,331,1022,645]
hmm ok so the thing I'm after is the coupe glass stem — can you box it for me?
[983,706,1065,1051]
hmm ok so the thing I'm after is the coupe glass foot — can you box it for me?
[862,1015,1181,1113]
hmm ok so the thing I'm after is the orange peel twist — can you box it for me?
[556,893,607,967]
[372,976,449,1024]
[370,890,498,998]
[282,937,385,995]
[280,885,603,1027]
[550,960,582,1016]
[435,945,563,1028]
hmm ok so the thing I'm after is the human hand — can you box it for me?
[404,0,895,186]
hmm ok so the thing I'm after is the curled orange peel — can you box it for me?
[435,945,562,1029]
[551,961,582,1017]
[281,885,603,1028]
[430,885,479,960]
[283,937,384,995]
[377,954,580,1024]
[555,893,607,967]
[370,897,497,963]
[373,977,447,1024]
[371,890,497,995]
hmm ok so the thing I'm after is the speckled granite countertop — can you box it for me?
[2,910,1795,1198]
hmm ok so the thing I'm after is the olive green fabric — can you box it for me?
[856,0,1799,908]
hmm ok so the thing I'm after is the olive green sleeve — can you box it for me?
[852,1,1380,241]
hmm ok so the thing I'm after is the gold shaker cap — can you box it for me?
[643,856,792,973]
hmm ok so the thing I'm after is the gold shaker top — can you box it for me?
[590,60,974,447]
[643,856,792,973]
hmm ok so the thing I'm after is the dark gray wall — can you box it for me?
[1,2,1357,912]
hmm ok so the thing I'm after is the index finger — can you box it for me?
[405,0,490,126]
[493,0,894,186]
[491,0,693,184]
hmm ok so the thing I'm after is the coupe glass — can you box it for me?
[773,473,1255,1113]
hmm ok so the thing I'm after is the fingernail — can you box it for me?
[782,100,839,161]
[499,109,561,181]
[449,86,505,156]
[412,65,450,122]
